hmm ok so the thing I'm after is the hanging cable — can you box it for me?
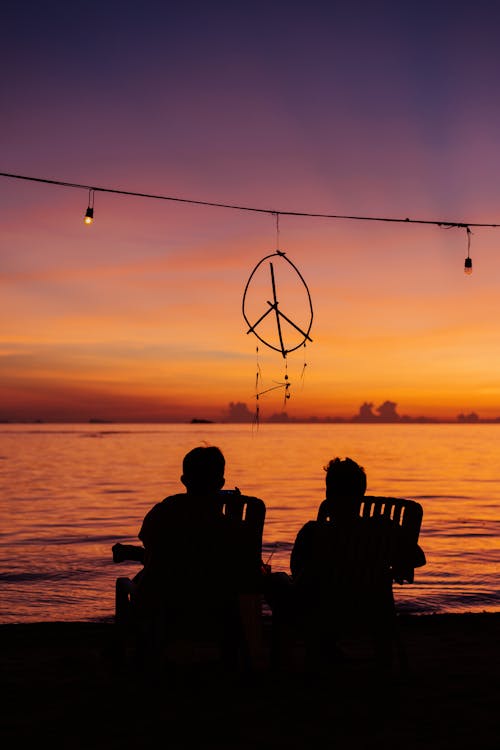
[1,170,499,229]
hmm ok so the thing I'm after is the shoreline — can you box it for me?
[2,612,499,748]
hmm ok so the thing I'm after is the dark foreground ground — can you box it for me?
[1,612,499,749]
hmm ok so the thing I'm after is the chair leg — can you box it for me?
[270,612,298,672]
[372,611,405,679]
[237,594,265,672]
[113,577,140,670]
[393,621,410,677]
[115,577,135,625]
[303,622,342,675]
[128,610,170,680]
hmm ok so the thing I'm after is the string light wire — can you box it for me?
[1,170,499,229]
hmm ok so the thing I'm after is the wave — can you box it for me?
[100,488,137,494]
[7,533,127,547]
[0,569,96,582]
[411,494,472,500]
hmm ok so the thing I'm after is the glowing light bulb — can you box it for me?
[464,257,472,275]
[84,189,95,225]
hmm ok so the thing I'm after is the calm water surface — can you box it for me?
[0,423,498,623]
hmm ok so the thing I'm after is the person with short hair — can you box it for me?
[112,446,263,667]
[265,456,426,670]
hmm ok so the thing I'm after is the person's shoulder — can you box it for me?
[302,519,318,529]
[144,493,186,518]
[139,493,188,541]
[296,519,318,538]
[158,493,188,513]
[160,493,187,505]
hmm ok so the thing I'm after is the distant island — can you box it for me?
[214,400,499,424]
[1,401,497,425]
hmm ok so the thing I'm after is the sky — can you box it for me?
[3,0,500,422]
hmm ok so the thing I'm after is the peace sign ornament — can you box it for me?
[242,251,313,358]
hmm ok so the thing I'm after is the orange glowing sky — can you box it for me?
[3,2,500,422]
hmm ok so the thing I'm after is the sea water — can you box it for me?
[0,423,498,623]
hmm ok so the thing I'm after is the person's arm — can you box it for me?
[290,521,315,579]
[390,526,426,584]
[413,543,426,568]
[112,542,145,563]
[112,500,164,564]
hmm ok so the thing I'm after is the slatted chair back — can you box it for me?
[317,495,423,585]
[217,491,266,556]
[317,495,423,542]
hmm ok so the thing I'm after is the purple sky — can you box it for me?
[3,1,500,422]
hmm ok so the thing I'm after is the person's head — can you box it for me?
[181,445,225,494]
[324,457,366,509]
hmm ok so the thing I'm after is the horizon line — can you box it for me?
[1,417,499,425]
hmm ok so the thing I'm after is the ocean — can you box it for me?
[0,422,498,623]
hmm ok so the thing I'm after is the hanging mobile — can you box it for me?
[242,250,313,356]
[242,214,313,415]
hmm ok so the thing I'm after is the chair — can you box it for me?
[112,490,266,673]
[271,496,423,676]
[317,495,423,583]
[314,495,424,674]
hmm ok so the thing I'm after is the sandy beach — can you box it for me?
[1,612,499,749]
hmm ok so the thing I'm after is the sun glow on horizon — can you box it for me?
[3,5,500,424]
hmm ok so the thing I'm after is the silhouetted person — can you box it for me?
[265,457,426,670]
[112,446,263,669]
[291,457,425,583]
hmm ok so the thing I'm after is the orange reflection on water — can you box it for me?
[0,423,499,622]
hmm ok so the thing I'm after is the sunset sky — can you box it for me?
[3,1,500,422]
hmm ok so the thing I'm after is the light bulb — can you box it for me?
[84,207,94,225]
[464,257,472,275]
